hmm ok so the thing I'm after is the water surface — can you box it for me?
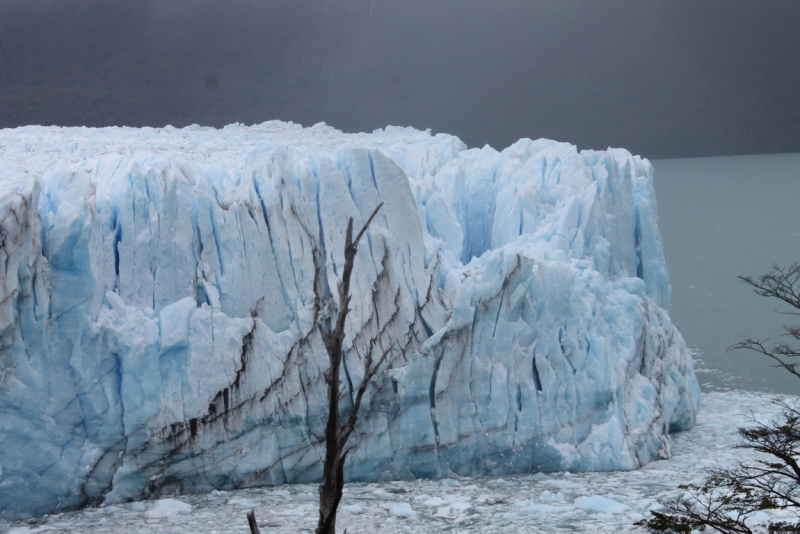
[653,153,800,394]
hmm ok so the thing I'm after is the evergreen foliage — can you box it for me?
[638,263,800,534]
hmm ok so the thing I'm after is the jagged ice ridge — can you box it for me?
[0,122,700,520]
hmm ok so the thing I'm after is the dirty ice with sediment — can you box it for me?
[0,121,699,520]
[6,391,784,534]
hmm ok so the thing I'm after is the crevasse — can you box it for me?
[0,122,699,520]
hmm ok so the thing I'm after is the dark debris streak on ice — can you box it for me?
[0,122,697,520]
[5,391,790,534]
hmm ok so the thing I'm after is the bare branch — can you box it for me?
[352,202,384,250]
[339,344,393,449]
[738,262,800,311]
[730,339,800,381]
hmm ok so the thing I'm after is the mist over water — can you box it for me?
[653,153,800,395]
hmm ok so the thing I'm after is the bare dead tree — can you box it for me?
[638,263,800,534]
[315,202,391,534]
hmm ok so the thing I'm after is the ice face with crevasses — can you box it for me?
[0,122,699,520]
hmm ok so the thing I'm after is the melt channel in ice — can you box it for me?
[0,121,700,520]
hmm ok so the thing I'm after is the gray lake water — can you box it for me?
[652,153,800,395]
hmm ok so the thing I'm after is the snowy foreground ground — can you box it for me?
[4,390,792,534]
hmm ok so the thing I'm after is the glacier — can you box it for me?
[0,121,699,520]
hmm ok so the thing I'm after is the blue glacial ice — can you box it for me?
[0,122,699,520]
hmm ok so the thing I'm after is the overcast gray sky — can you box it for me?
[1,0,798,158]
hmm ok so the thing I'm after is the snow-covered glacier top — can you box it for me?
[0,121,699,520]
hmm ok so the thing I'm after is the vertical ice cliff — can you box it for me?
[0,122,699,519]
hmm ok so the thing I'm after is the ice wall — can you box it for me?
[0,122,699,519]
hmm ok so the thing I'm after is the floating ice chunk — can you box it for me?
[476,493,508,505]
[519,503,574,513]
[340,504,363,513]
[227,497,261,508]
[389,503,417,517]
[538,490,565,502]
[272,505,313,516]
[574,495,628,513]
[144,498,192,518]
[434,501,473,519]
[435,506,454,518]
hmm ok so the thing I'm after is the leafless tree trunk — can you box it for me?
[315,203,391,534]
[246,509,261,534]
